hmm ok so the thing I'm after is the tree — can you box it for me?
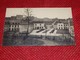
[24,8,32,35]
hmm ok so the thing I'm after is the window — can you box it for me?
[18,25,19,27]
[15,23,17,25]
[12,25,13,27]
[37,27,39,29]
[35,24,36,26]
[40,27,41,29]
[59,27,60,29]
[64,24,67,26]
[15,25,16,27]
[17,28,19,31]
[9,25,11,27]
[9,28,10,31]
[12,28,13,31]
[40,24,41,26]
[59,25,60,26]
[65,27,66,29]
[15,28,16,31]
[61,27,63,29]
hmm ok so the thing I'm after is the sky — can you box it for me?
[5,8,72,19]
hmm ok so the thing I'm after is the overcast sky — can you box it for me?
[5,8,72,19]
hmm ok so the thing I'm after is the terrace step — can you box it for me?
[36,29,45,33]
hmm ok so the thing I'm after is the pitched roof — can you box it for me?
[54,19,68,25]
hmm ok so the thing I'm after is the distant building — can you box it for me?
[45,21,53,29]
[33,21,45,30]
[4,15,33,33]
[53,19,69,30]
[4,15,73,35]
[4,20,10,32]
[33,21,53,30]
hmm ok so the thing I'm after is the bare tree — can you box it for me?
[24,8,32,35]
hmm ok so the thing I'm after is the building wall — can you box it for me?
[34,23,45,29]
[56,23,69,29]
[57,23,64,29]
[10,24,19,31]
[64,24,69,29]
[19,25,28,33]
[46,25,52,29]
[53,25,57,29]
[4,25,10,31]
[19,24,34,33]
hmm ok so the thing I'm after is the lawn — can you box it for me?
[3,30,75,46]
[56,29,70,34]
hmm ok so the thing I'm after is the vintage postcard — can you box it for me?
[3,8,75,46]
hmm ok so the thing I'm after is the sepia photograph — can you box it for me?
[3,8,75,46]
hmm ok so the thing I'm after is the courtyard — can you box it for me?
[3,29,75,46]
